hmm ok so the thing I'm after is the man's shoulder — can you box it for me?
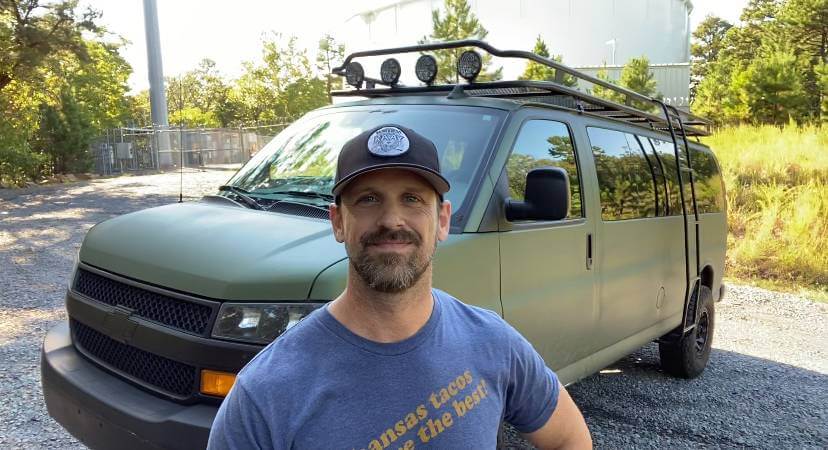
[434,288,519,339]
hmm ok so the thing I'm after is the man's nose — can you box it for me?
[376,202,407,229]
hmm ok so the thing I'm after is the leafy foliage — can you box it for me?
[0,0,99,92]
[34,89,95,174]
[692,0,827,124]
[0,1,134,183]
[731,50,810,124]
[690,15,733,99]
[233,34,329,124]
[419,0,502,83]
[518,35,577,87]
[591,57,660,112]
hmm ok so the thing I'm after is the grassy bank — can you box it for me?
[703,125,828,300]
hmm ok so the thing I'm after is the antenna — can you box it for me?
[179,123,183,203]
[178,79,184,203]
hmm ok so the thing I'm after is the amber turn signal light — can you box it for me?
[200,370,236,397]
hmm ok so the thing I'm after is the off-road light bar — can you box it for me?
[415,54,438,85]
[457,50,482,82]
[345,62,365,88]
[380,58,402,85]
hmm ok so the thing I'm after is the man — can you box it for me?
[208,124,592,449]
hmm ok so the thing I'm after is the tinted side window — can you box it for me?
[638,135,670,216]
[690,147,725,213]
[588,127,657,221]
[649,138,683,216]
[507,120,583,219]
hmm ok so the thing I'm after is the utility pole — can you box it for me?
[143,0,172,168]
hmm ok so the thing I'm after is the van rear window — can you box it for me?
[587,127,658,221]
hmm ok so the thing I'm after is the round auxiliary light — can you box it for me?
[457,50,482,82]
[415,54,438,85]
[380,58,401,85]
[345,62,364,88]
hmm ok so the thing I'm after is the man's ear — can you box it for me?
[437,199,451,242]
[329,203,345,243]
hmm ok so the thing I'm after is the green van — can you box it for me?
[41,41,726,450]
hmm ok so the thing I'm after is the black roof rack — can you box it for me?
[331,40,711,137]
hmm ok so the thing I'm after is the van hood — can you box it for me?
[79,202,346,300]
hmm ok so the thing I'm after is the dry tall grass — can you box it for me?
[703,125,828,296]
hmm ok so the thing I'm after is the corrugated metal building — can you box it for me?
[341,0,693,109]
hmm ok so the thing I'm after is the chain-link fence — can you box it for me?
[89,121,293,176]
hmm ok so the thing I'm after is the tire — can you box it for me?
[659,285,715,379]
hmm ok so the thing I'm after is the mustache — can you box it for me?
[360,228,422,247]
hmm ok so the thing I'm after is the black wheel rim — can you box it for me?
[695,311,709,353]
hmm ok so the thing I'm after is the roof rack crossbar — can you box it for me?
[332,42,712,136]
[332,39,711,132]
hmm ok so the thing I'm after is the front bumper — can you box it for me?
[41,321,217,450]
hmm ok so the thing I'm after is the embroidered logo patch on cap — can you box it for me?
[367,126,410,157]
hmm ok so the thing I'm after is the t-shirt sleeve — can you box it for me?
[502,324,561,433]
[207,380,273,450]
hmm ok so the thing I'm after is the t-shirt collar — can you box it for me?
[318,289,443,356]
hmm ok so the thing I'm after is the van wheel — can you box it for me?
[658,285,714,379]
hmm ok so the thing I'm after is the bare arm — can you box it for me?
[522,384,592,450]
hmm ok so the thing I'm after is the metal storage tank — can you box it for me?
[340,0,693,108]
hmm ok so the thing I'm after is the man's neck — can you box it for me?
[327,269,435,343]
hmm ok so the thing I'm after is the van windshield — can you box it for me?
[224,105,506,213]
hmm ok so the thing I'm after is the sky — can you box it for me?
[80,0,750,94]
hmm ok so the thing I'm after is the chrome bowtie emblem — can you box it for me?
[367,127,410,156]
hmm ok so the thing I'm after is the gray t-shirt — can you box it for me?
[208,289,559,449]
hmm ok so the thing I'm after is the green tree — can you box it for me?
[817,61,828,122]
[690,15,733,99]
[419,0,502,83]
[691,1,778,123]
[34,89,95,173]
[316,34,345,101]
[0,0,99,92]
[126,90,151,127]
[233,34,328,124]
[67,40,133,130]
[0,1,135,182]
[592,57,659,112]
[518,35,577,87]
[778,0,828,119]
[731,49,810,124]
[165,59,233,127]
[591,66,621,103]
[618,56,659,111]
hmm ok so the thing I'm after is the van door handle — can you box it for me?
[586,233,593,270]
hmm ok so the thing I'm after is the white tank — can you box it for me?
[339,0,693,106]
[342,0,692,66]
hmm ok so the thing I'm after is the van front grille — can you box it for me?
[73,268,214,335]
[71,319,196,398]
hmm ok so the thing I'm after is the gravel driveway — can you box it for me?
[1,170,826,449]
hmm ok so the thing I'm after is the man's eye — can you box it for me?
[358,195,378,204]
[405,195,422,203]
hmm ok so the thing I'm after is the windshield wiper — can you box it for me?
[266,190,335,202]
[217,185,264,210]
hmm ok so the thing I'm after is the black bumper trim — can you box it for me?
[41,321,217,450]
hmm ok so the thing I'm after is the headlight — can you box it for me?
[211,303,323,344]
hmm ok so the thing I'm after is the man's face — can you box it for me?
[330,169,451,293]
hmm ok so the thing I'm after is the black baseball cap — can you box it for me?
[332,124,451,198]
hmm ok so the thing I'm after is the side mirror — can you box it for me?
[505,167,570,221]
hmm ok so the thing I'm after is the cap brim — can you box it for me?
[332,163,451,196]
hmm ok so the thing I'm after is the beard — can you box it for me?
[347,227,436,293]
